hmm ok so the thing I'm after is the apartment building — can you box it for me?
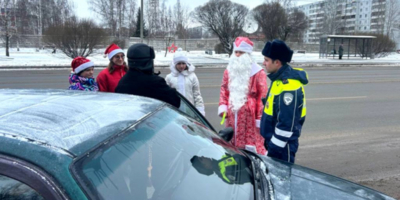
[298,0,400,46]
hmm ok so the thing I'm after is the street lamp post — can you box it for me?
[38,0,42,49]
[140,0,144,40]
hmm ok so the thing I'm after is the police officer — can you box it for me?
[260,40,308,163]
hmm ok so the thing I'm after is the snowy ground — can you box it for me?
[1,48,400,68]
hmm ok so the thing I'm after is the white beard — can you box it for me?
[227,53,253,112]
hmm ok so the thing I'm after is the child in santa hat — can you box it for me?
[97,43,128,92]
[165,48,205,116]
[68,56,99,91]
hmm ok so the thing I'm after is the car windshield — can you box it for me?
[72,106,254,200]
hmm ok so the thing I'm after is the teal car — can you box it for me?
[0,89,395,200]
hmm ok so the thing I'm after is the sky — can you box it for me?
[72,0,320,20]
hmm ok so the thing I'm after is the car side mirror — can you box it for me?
[218,127,234,142]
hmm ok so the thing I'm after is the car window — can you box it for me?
[176,93,215,132]
[0,175,44,200]
[72,106,253,200]
[179,99,201,121]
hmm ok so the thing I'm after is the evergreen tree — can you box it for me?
[133,7,148,37]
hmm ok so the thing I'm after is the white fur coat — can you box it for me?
[165,63,205,116]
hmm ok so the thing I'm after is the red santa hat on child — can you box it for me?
[233,37,254,53]
[71,57,94,74]
[104,43,124,60]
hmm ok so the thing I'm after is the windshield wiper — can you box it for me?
[241,150,275,200]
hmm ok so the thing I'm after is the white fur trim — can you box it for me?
[196,106,206,116]
[251,63,263,77]
[233,41,253,53]
[74,61,94,74]
[108,49,124,60]
[245,145,258,154]
[255,119,261,128]
[218,105,227,116]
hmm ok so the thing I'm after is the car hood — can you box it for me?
[259,156,395,200]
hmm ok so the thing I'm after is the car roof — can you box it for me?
[0,89,164,157]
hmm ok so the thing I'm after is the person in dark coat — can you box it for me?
[115,43,181,108]
[339,44,344,59]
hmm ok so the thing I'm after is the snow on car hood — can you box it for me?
[0,89,164,156]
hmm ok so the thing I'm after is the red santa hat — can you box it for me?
[104,43,124,60]
[233,37,254,53]
[71,57,94,74]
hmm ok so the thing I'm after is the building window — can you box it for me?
[364,27,366,30]
[360,15,362,18]
[365,14,367,17]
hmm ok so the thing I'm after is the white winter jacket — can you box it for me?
[165,63,205,116]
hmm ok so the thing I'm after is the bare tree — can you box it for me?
[253,3,287,41]
[145,0,160,37]
[320,0,344,35]
[174,0,190,39]
[281,8,308,41]
[90,0,136,38]
[0,0,17,56]
[194,0,248,55]
[254,2,307,42]
[14,0,33,35]
[385,0,400,36]
[264,0,293,9]
[32,0,74,44]
[1,0,74,53]
[116,0,124,38]
[126,0,136,37]
[159,0,167,35]
[167,6,174,34]
[187,27,203,39]
[43,17,107,58]
[9,0,72,37]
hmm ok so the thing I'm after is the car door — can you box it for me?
[0,154,68,200]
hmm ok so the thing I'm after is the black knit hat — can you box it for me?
[190,156,214,176]
[262,39,293,63]
[127,43,156,73]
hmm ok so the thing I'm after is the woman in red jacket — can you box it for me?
[97,43,128,92]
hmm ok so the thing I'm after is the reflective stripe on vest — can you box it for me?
[218,155,238,183]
